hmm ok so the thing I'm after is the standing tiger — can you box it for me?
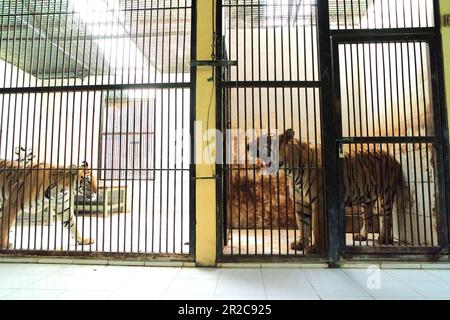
[247,129,411,254]
[0,160,97,249]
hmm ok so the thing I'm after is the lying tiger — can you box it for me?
[247,129,411,254]
[0,160,97,249]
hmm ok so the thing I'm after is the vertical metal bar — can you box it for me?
[189,0,197,257]
[311,0,321,253]
[360,42,371,247]
[181,0,188,254]
[165,2,172,254]
[418,41,435,245]
[399,41,415,245]
[342,43,356,246]
[15,4,26,251]
[319,0,340,265]
[411,41,429,246]
[405,41,421,245]
[215,0,223,258]
[428,22,449,248]
[234,0,242,256]
[286,0,293,255]
[250,0,257,256]
[242,0,249,256]
[0,0,11,250]
[172,0,179,254]
[10,0,20,253]
[51,0,64,251]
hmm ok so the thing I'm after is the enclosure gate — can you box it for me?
[330,0,449,258]
[217,0,449,263]
[0,0,195,260]
[217,0,327,261]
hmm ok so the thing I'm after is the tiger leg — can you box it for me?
[354,202,373,242]
[1,202,18,250]
[63,206,94,246]
[379,196,394,245]
[308,197,325,255]
[291,203,312,252]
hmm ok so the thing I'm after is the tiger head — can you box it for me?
[74,161,98,200]
[246,129,296,174]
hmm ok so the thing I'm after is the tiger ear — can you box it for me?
[281,129,295,143]
[80,161,89,168]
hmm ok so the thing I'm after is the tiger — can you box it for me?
[247,128,411,254]
[0,160,97,250]
[343,147,411,245]
[247,129,325,254]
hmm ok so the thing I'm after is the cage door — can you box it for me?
[333,39,446,254]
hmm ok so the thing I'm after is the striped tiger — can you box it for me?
[247,129,325,254]
[247,129,411,254]
[0,160,97,249]
[343,145,411,245]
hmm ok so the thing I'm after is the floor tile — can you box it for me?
[304,269,352,282]
[118,277,173,294]
[343,268,397,286]
[28,273,129,291]
[404,281,450,299]
[375,296,426,300]
[0,264,68,275]
[3,289,64,300]
[177,268,221,280]
[219,269,262,281]
[262,269,307,281]
[214,294,267,300]
[266,295,320,300]
[162,293,214,300]
[55,265,107,276]
[365,281,423,298]
[101,266,144,275]
[166,278,218,295]
[55,290,112,300]
[426,270,450,282]
[0,263,444,301]
[310,280,371,297]
[0,289,17,299]
[320,296,375,300]
[215,279,265,296]
[136,267,181,280]
[385,270,439,282]
[108,290,162,300]
[0,274,46,289]
[264,278,317,297]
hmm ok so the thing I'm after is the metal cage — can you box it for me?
[0,0,195,260]
[217,0,449,263]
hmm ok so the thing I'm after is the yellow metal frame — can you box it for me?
[195,0,217,266]
[441,0,450,129]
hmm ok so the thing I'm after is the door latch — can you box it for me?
[338,144,345,159]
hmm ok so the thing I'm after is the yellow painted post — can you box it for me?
[195,0,217,266]
[441,0,450,128]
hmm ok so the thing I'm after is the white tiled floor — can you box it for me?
[0,263,449,300]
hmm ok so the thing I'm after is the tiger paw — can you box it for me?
[77,238,95,246]
[304,245,319,255]
[0,242,13,250]
[290,240,307,251]
[379,236,393,245]
[354,234,367,241]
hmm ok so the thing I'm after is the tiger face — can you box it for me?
[247,129,295,173]
[247,131,292,175]
[76,162,97,200]
[43,162,98,200]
